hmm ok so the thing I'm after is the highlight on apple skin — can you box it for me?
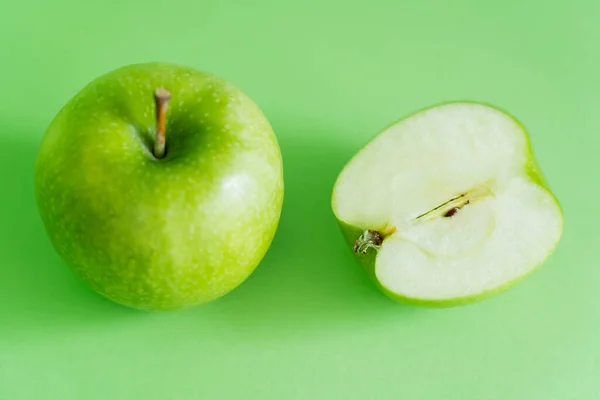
[331,101,563,306]
[34,62,284,311]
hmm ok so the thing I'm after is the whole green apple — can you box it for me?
[332,102,563,306]
[34,62,284,310]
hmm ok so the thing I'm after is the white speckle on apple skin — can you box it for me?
[33,62,284,311]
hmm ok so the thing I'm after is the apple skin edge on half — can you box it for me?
[34,62,284,311]
[332,101,563,307]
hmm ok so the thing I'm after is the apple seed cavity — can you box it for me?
[353,187,487,254]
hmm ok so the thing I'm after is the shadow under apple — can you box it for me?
[0,121,416,345]
[198,119,415,340]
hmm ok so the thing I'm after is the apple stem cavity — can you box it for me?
[153,87,172,159]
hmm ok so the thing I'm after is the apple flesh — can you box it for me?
[332,102,563,306]
[34,62,284,310]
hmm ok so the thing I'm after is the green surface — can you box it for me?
[0,0,597,399]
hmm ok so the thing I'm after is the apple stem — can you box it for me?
[153,88,171,159]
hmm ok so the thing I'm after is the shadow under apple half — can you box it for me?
[332,102,563,307]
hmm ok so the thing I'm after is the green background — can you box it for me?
[1,0,597,399]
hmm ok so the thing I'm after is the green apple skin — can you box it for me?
[332,101,563,307]
[34,62,284,311]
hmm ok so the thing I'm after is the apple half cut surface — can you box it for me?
[332,102,563,306]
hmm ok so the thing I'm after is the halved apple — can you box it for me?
[332,102,563,306]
